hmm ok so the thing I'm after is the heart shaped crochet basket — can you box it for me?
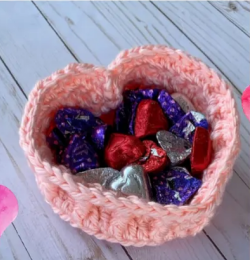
[19,46,240,246]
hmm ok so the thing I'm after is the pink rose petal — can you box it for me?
[242,86,250,122]
[0,185,18,236]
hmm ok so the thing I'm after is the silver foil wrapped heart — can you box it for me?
[156,130,192,165]
[75,165,150,200]
[171,93,195,113]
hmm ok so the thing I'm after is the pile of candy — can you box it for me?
[46,87,212,206]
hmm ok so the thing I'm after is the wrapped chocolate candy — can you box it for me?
[115,89,160,135]
[157,90,185,124]
[75,167,120,187]
[125,89,160,101]
[127,89,160,134]
[46,127,68,163]
[105,133,145,170]
[115,101,130,134]
[55,107,104,135]
[170,111,209,143]
[156,131,192,165]
[135,100,168,138]
[46,127,68,150]
[139,140,169,173]
[171,93,195,113]
[187,111,209,129]
[151,167,202,205]
[109,165,151,200]
[62,134,99,173]
[191,127,212,175]
[75,165,151,200]
[91,124,111,151]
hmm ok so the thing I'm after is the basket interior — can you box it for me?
[29,56,238,208]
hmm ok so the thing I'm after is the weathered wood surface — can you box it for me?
[209,1,250,36]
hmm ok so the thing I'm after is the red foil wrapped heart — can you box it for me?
[139,140,169,174]
[105,133,146,170]
[135,100,168,138]
[191,127,212,175]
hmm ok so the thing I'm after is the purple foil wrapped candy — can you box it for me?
[55,107,104,135]
[91,124,111,150]
[169,111,209,143]
[62,134,99,174]
[115,101,130,134]
[186,111,209,129]
[157,90,185,124]
[46,128,68,163]
[125,89,160,101]
[169,117,195,143]
[151,167,202,206]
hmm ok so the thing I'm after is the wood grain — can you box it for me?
[205,173,250,260]
[0,225,31,260]
[209,1,250,36]
[153,1,250,94]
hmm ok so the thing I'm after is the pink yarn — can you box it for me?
[19,46,240,246]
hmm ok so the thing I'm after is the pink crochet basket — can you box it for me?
[19,46,240,246]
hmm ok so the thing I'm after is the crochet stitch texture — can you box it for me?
[19,46,240,246]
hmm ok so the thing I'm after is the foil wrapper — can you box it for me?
[91,124,111,150]
[115,89,160,135]
[125,89,160,101]
[156,131,192,165]
[62,134,99,173]
[188,111,209,129]
[55,107,104,135]
[46,127,68,150]
[171,93,195,113]
[104,133,145,170]
[157,90,185,124]
[75,167,120,187]
[151,167,202,205]
[169,118,196,143]
[110,165,151,200]
[191,127,212,175]
[46,127,68,163]
[169,111,209,142]
[76,165,151,200]
[139,140,169,173]
[115,101,129,134]
[134,100,168,138]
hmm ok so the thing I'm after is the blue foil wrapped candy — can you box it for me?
[169,111,209,143]
[55,107,104,135]
[157,90,185,124]
[150,167,202,205]
[62,134,100,174]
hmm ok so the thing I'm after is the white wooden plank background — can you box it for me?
[209,1,250,36]
[0,1,249,260]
